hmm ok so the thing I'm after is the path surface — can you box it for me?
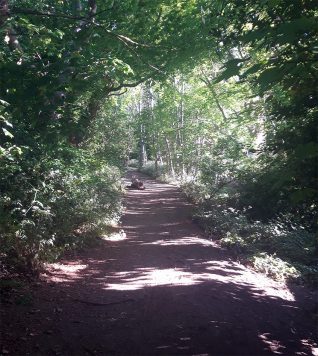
[1,171,317,356]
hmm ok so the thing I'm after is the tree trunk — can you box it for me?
[179,78,186,177]
[201,76,227,122]
[137,96,147,169]
[165,136,175,177]
[139,123,147,168]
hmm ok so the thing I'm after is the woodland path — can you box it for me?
[1,171,317,356]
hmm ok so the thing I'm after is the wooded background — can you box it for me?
[0,0,317,282]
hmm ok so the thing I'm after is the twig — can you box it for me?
[24,189,38,216]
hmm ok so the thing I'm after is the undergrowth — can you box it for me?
[1,153,123,276]
[138,161,169,180]
[184,180,317,285]
[139,162,317,285]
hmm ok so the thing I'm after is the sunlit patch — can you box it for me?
[104,266,252,291]
[102,261,296,301]
[105,268,203,290]
[49,263,87,273]
[121,224,146,229]
[156,345,171,350]
[312,347,318,356]
[124,210,156,215]
[235,269,295,301]
[197,260,295,301]
[259,333,286,354]
[44,262,87,282]
[144,236,215,247]
[162,222,183,227]
[298,339,318,356]
[158,231,170,236]
[102,230,127,241]
[87,258,116,264]
[199,260,240,271]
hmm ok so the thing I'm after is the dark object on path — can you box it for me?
[129,177,146,190]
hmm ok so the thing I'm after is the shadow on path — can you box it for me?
[1,171,317,355]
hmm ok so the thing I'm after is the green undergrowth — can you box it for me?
[1,152,124,276]
[138,161,170,181]
[136,161,317,284]
[139,163,317,285]
[138,161,186,185]
[183,180,317,285]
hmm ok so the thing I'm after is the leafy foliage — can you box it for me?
[206,0,318,224]
[0,0,316,282]
[121,0,317,280]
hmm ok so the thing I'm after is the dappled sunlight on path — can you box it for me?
[2,171,317,356]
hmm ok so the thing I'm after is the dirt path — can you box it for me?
[1,171,317,356]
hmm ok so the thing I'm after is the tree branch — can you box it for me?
[11,7,88,21]
[108,77,151,93]
[12,7,152,50]
[200,74,228,121]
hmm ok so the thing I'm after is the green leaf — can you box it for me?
[257,66,284,92]
[241,64,262,78]
[215,59,243,83]
[0,99,9,107]
[240,28,270,43]
[0,117,13,128]
[277,18,317,36]
[2,127,14,138]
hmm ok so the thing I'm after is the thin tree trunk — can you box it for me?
[179,78,186,177]
[200,75,228,121]
[149,84,159,174]
[138,96,147,168]
[139,124,147,168]
[165,137,175,177]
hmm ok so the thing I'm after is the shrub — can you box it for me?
[251,253,301,281]
[139,161,168,179]
[181,180,208,204]
[127,159,139,168]
[0,151,122,273]
[192,193,317,283]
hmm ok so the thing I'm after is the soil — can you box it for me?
[1,171,317,356]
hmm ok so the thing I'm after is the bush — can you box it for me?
[193,193,317,283]
[127,159,139,168]
[139,161,168,179]
[0,150,122,274]
[181,180,208,204]
[251,253,301,281]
